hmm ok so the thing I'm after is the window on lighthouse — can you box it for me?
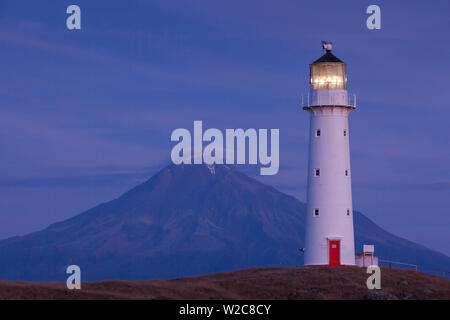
[314,209,319,216]
[345,169,349,176]
[315,129,321,137]
[344,129,347,136]
[347,209,351,216]
[315,169,320,177]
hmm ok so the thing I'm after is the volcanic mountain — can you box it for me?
[0,164,448,281]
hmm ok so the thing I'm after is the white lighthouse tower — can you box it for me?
[303,42,356,266]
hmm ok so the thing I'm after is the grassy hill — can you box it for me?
[1,266,448,300]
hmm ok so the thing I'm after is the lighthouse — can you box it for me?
[303,42,356,266]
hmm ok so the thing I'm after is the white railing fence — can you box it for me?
[379,259,449,279]
[301,92,356,108]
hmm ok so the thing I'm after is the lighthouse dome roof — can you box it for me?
[312,50,344,64]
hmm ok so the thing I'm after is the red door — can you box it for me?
[329,240,340,266]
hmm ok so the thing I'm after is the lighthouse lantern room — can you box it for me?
[303,41,356,266]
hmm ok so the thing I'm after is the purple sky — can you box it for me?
[0,0,449,255]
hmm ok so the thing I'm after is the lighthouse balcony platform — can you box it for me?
[301,91,356,109]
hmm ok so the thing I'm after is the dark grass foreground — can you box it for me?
[0,266,449,300]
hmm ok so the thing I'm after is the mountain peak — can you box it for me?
[207,164,215,175]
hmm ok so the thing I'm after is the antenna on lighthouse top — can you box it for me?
[321,41,333,52]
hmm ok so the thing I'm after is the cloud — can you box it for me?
[355,181,450,192]
[0,171,155,189]
[0,109,169,171]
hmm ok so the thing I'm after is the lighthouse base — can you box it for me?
[303,264,357,268]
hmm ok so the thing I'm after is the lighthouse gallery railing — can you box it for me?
[301,93,357,108]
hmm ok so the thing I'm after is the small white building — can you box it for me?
[355,245,379,267]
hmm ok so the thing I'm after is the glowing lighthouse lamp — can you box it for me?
[302,42,356,266]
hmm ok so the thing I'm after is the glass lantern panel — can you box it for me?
[310,63,347,90]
